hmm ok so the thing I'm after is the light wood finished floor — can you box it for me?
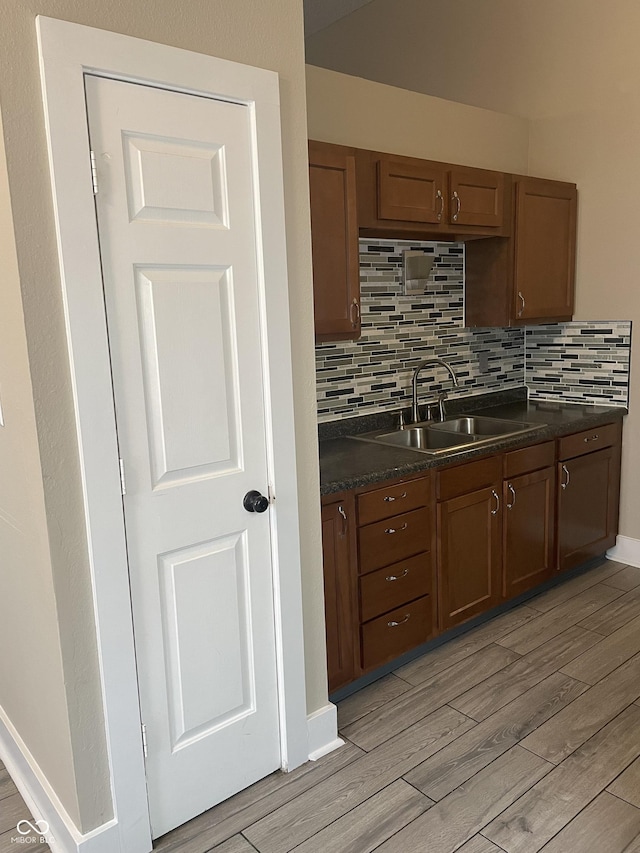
[0,760,50,852]
[153,558,640,853]
[5,559,640,853]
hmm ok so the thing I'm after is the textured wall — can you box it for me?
[0,0,321,834]
[306,65,530,173]
[0,101,80,827]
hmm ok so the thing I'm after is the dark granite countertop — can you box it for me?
[319,392,626,496]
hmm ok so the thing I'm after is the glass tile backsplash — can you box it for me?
[315,238,631,422]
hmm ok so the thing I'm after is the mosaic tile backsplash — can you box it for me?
[526,322,631,405]
[315,238,631,421]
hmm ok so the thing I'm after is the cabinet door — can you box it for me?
[557,446,621,572]
[514,177,576,322]
[438,486,502,630]
[377,155,446,224]
[309,141,360,343]
[503,467,555,599]
[321,498,357,692]
[449,167,505,228]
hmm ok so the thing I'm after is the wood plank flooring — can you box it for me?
[0,761,50,852]
[152,558,640,853]
[4,558,640,853]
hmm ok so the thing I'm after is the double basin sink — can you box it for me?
[352,415,543,456]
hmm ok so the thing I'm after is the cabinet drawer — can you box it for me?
[558,422,621,461]
[358,508,431,574]
[357,476,430,525]
[504,441,555,478]
[361,596,432,670]
[437,455,502,501]
[359,553,431,622]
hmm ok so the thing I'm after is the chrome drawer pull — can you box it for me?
[506,483,516,510]
[386,568,409,582]
[384,491,407,502]
[561,464,570,490]
[385,523,409,534]
[436,189,444,221]
[388,613,411,628]
[491,490,500,516]
[584,434,599,443]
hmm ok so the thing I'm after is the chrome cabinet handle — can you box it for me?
[383,491,407,503]
[452,190,461,222]
[388,613,411,628]
[491,490,500,516]
[584,434,599,443]
[506,484,516,510]
[338,504,347,535]
[386,568,409,582]
[350,299,360,328]
[436,189,444,221]
[385,523,408,534]
[561,464,570,490]
[517,291,526,318]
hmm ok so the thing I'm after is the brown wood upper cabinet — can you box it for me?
[357,149,509,238]
[466,176,577,327]
[308,141,360,343]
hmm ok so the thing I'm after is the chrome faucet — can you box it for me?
[411,358,459,423]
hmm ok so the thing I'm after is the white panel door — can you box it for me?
[85,75,281,838]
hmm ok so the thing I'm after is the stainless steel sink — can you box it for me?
[350,415,544,456]
[362,426,476,452]
[430,415,538,437]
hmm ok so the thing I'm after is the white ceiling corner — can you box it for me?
[303,0,377,37]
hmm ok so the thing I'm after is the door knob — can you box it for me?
[243,490,269,513]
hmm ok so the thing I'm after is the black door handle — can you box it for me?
[243,490,269,513]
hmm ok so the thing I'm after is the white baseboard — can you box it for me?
[306,703,344,761]
[607,536,640,569]
[0,704,120,853]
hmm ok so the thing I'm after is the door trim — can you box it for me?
[37,17,308,852]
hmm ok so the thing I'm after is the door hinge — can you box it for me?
[90,150,99,195]
[141,723,148,758]
[119,458,126,496]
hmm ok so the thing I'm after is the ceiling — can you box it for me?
[303,0,376,36]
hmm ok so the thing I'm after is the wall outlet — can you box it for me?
[478,351,490,373]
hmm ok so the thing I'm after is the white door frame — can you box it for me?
[37,17,309,853]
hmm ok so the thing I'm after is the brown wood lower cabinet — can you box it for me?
[320,496,357,693]
[361,596,432,670]
[321,420,623,692]
[438,485,502,630]
[557,436,622,572]
[356,473,435,673]
[503,466,555,597]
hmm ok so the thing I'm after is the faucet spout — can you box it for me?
[411,358,459,423]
